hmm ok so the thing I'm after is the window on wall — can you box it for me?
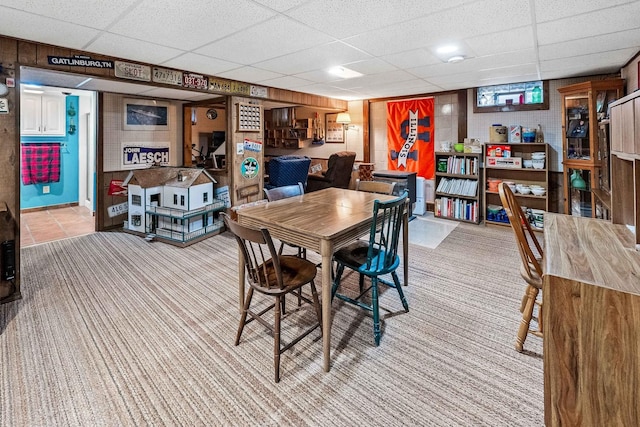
[473,80,549,113]
[132,195,142,206]
[180,195,185,206]
[203,192,208,203]
[173,194,178,205]
[132,215,141,226]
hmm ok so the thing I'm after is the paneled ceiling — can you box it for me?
[2,0,640,101]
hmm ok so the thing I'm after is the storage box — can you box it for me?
[485,156,522,168]
[489,125,508,142]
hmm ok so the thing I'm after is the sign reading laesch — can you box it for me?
[123,146,169,166]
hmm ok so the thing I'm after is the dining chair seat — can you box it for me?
[222,213,322,383]
[331,192,409,346]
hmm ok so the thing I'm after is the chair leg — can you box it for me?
[309,281,322,331]
[235,287,254,346]
[274,295,282,383]
[331,264,345,300]
[391,271,409,312]
[358,273,365,292]
[516,285,539,352]
[371,277,381,346]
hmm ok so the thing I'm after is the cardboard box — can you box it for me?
[485,156,522,168]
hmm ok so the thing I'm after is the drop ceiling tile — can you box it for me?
[534,0,632,23]
[382,49,442,69]
[344,58,398,75]
[539,48,638,74]
[466,28,535,57]
[139,87,213,102]
[108,0,276,50]
[160,53,241,76]
[537,2,640,45]
[259,75,316,90]
[86,33,184,65]
[0,0,138,28]
[195,16,333,64]
[251,0,310,12]
[330,70,418,90]
[539,29,640,61]
[0,7,100,49]
[254,41,372,75]
[216,66,284,82]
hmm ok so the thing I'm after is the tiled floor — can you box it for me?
[21,205,95,248]
[405,212,459,249]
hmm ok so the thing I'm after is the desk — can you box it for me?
[543,213,640,426]
[236,188,407,372]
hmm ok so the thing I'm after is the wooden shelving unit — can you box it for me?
[264,118,313,149]
[434,151,481,224]
[483,142,549,228]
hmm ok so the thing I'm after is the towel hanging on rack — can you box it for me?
[21,143,61,185]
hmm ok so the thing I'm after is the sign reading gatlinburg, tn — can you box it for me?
[48,55,114,68]
[123,146,169,166]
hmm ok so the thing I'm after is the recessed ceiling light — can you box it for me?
[328,66,363,79]
[437,45,458,54]
[447,55,465,63]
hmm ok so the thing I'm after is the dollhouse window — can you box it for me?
[132,215,141,226]
[203,192,208,203]
[173,194,178,204]
[180,195,185,206]
[132,195,141,206]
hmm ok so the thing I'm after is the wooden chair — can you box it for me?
[263,182,306,259]
[331,192,409,346]
[355,179,396,195]
[498,182,543,352]
[222,213,322,383]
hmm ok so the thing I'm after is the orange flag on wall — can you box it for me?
[386,98,435,179]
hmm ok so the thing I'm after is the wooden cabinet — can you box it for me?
[20,92,66,136]
[483,142,549,227]
[558,79,624,217]
[609,90,640,246]
[434,152,480,223]
[543,213,640,427]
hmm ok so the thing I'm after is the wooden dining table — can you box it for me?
[235,187,408,372]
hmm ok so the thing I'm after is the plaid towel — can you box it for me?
[21,143,61,185]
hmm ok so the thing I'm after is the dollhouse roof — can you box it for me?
[123,167,217,189]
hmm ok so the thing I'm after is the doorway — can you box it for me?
[19,84,97,247]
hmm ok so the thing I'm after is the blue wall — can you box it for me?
[20,96,80,210]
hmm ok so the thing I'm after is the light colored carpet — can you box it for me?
[1,224,544,426]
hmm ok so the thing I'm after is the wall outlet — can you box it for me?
[43,185,50,194]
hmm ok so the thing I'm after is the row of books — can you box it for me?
[435,197,479,222]
[435,178,478,197]
[444,156,479,175]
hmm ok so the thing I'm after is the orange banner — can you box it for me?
[386,98,435,178]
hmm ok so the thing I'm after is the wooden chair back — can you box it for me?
[356,180,396,195]
[222,213,285,291]
[365,192,408,274]
[498,182,543,285]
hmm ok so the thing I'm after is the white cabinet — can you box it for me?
[21,93,66,136]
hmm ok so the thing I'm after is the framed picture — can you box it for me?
[123,98,169,130]
[325,113,344,143]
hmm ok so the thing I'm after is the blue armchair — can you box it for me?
[265,155,311,190]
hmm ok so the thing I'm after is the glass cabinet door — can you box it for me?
[568,168,592,217]
[565,91,591,160]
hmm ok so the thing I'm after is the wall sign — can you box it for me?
[152,67,183,86]
[209,77,251,95]
[107,202,128,218]
[250,85,268,98]
[123,146,170,167]
[183,72,208,90]
[0,98,8,114]
[115,61,151,82]
[48,55,113,68]
[240,157,259,179]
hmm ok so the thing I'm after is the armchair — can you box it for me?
[265,155,311,190]
[306,151,356,193]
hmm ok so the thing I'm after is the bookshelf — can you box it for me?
[483,142,549,228]
[434,151,481,224]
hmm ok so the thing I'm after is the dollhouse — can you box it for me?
[123,167,225,246]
